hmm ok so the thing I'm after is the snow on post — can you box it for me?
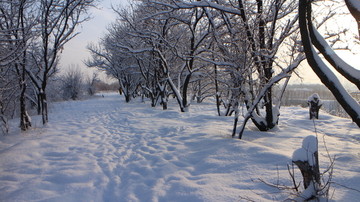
[292,135,321,200]
[293,135,318,166]
[307,93,323,119]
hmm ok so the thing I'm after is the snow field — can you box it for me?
[0,93,359,201]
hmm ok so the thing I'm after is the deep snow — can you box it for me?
[0,93,359,201]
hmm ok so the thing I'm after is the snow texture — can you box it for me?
[1,93,360,201]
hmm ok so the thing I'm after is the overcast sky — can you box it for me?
[59,0,360,86]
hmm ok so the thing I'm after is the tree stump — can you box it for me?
[292,135,321,199]
[293,150,321,189]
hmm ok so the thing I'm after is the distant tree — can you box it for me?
[87,40,142,103]
[115,1,212,112]
[85,72,98,96]
[61,66,84,100]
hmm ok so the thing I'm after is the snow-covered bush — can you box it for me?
[60,67,85,101]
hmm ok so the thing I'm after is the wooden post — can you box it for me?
[293,150,320,189]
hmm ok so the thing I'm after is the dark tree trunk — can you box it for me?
[224,103,232,117]
[162,98,167,110]
[125,94,131,103]
[159,87,167,110]
[214,64,221,116]
[250,118,268,131]
[182,73,192,111]
[196,80,202,103]
[40,90,48,125]
[19,83,31,131]
[232,115,239,137]
[264,67,275,130]
[293,151,321,190]
[16,59,32,130]
[36,92,41,115]
[150,92,156,107]
[248,0,276,132]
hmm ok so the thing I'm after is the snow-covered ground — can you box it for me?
[0,93,359,201]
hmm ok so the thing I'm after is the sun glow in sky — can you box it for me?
[59,0,360,86]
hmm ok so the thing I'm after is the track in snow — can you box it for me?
[1,93,359,201]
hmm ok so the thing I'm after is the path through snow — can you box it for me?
[0,93,359,201]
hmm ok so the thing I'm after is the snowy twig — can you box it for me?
[287,163,301,193]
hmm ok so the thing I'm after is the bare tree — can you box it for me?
[27,0,94,124]
[148,0,341,138]
[97,1,213,112]
[0,0,36,131]
[0,0,94,133]
[150,1,305,135]
[61,65,84,100]
[85,72,98,96]
[87,39,142,103]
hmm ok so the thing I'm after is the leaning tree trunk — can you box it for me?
[299,0,360,127]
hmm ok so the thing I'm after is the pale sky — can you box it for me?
[59,0,360,86]
[59,0,128,78]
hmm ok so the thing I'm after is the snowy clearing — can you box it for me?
[0,93,359,201]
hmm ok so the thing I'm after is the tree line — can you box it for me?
[87,0,360,138]
[1,0,359,137]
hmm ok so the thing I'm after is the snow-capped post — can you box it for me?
[292,135,321,199]
[307,93,323,119]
